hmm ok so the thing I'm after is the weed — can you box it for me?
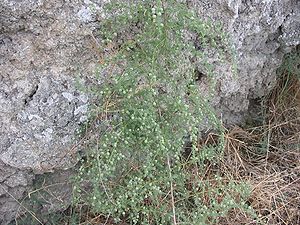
[73,0,253,224]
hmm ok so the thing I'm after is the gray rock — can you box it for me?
[0,0,101,223]
[190,0,299,124]
[0,0,299,223]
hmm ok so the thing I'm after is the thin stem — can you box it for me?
[0,184,44,225]
[167,155,177,225]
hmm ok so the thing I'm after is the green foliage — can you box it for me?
[73,0,252,224]
[278,47,300,79]
[275,48,300,105]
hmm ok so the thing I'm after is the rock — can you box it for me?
[0,0,101,223]
[0,0,299,223]
[190,0,299,124]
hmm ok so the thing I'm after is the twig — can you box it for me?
[167,155,177,225]
[0,184,44,225]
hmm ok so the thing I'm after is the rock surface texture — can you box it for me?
[0,0,299,223]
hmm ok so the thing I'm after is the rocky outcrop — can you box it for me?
[0,0,101,223]
[191,0,299,124]
[0,0,299,223]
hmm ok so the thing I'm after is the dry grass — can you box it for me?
[217,69,300,225]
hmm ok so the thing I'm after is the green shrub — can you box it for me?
[73,0,252,224]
